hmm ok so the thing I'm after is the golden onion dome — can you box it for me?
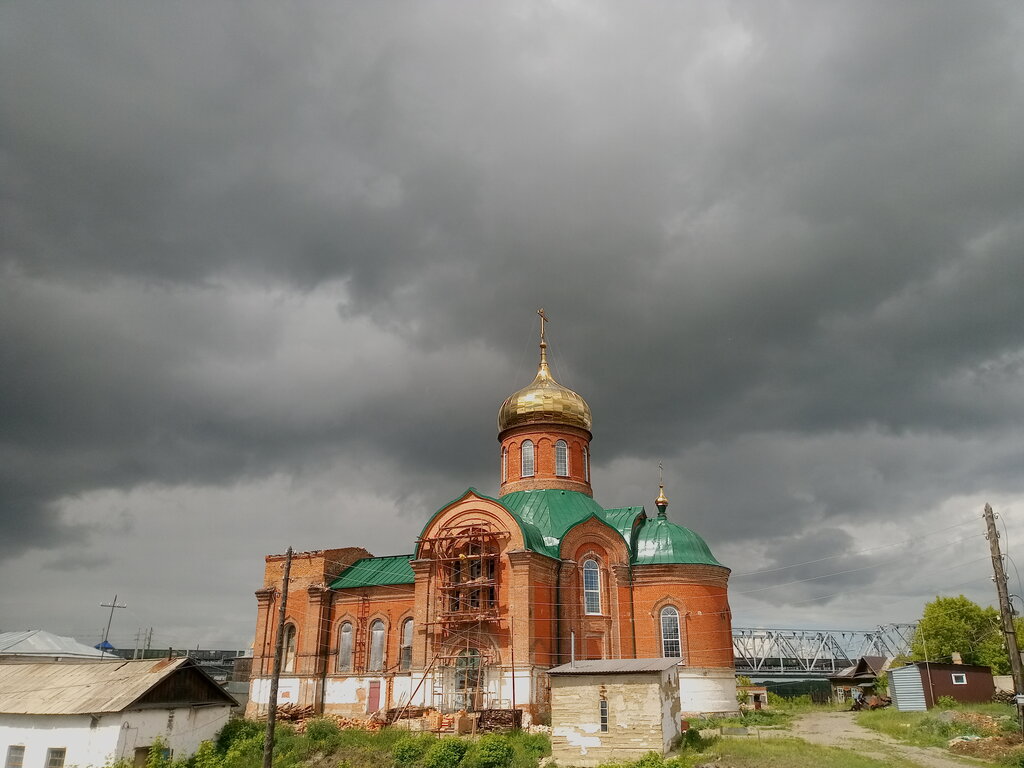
[498,311,592,433]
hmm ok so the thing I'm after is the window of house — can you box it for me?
[282,624,297,673]
[951,673,967,685]
[555,440,568,476]
[46,750,66,768]
[337,622,353,672]
[455,648,482,710]
[400,618,414,671]
[368,619,386,672]
[521,440,534,477]
[583,559,601,615]
[501,447,508,482]
[599,699,608,732]
[5,746,24,768]
[661,606,682,658]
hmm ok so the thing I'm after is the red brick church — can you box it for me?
[247,316,737,722]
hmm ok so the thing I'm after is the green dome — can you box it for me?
[633,515,724,567]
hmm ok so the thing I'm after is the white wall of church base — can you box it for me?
[678,668,739,715]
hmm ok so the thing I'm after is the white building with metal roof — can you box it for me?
[0,631,105,662]
[0,658,236,768]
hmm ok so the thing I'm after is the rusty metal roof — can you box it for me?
[548,658,681,675]
[0,657,231,715]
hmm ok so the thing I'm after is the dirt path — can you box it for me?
[786,710,983,768]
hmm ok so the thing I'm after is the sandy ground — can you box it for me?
[779,710,984,768]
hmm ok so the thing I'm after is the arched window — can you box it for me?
[282,624,297,673]
[555,440,568,476]
[501,447,508,482]
[337,622,353,672]
[368,619,386,672]
[583,559,601,615]
[521,440,535,477]
[400,618,414,671]
[661,606,682,658]
[583,447,589,481]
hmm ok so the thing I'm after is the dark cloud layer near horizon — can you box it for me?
[2,1,1024,646]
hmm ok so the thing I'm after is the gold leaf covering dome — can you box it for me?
[498,311,592,433]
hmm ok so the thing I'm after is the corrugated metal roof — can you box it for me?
[548,658,681,675]
[0,658,217,715]
[0,630,105,659]
[330,554,415,589]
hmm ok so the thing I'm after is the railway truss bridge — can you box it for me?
[732,624,917,678]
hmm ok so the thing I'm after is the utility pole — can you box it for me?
[262,547,293,768]
[984,504,1024,728]
[99,595,127,659]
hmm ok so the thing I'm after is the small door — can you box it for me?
[367,680,381,713]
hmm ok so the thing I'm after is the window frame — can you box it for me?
[368,619,386,672]
[583,447,589,481]
[582,559,601,615]
[501,447,508,482]
[399,617,414,671]
[660,605,682,659]
[282,624,298,673]
[5,746,25,768]
[951,673,967,685]
[337,621,353,672]
[599,699,608,732]
[554,440,568,476]
[521,440,535,477]
[46,749,66,768]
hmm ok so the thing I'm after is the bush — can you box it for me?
[423,738,469,768]
[216,718,263,754]
[306,718,342,746]
[192,741,224,768]
[394,735,435,766]
[470,736,513,768]
[936,695,958,708]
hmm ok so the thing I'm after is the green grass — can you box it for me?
[855,703,1017,749]
[705,736,924,768]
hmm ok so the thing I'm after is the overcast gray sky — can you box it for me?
[3,1,1024,651]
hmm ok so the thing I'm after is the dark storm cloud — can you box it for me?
[2,0,1024,636]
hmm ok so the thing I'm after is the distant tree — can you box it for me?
[910,594,1021,674]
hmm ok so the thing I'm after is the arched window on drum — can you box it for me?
[661,606,682,659]
[555,440,568,476]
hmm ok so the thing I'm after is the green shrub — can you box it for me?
[633,753,663,768]
[472,735,514,768]
[423,737,469,768]
[192,741,223,768]
[394,735,435,766]
[306,718,342,746]
[936,695,957,708]
[146,738,172,768]
[216,718,263,754]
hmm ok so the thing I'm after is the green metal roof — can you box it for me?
[632,515,725,567]
[330,554,415,589]
[602,506,647,550]
[499,489,608,543]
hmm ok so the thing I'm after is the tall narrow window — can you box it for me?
[583,447,589,481]
[368,619,386,672]
[583,559,601,615]
[337,622,353,672]
[599,699,608,732]
[455,648,482,710]
[521,440,535,477]
[501,447,508,482]
[46,750,66,768]
[282,624,297,672]
[555,440,568,476]
[400,618,414,671]
[661,606,682,658]
[6,746,25,768]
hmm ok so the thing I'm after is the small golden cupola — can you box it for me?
[498,310,594,497]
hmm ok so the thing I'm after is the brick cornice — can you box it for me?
[631,563,730,588]
[255,587,275,604]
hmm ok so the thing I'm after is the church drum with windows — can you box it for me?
[246,322,738,722]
